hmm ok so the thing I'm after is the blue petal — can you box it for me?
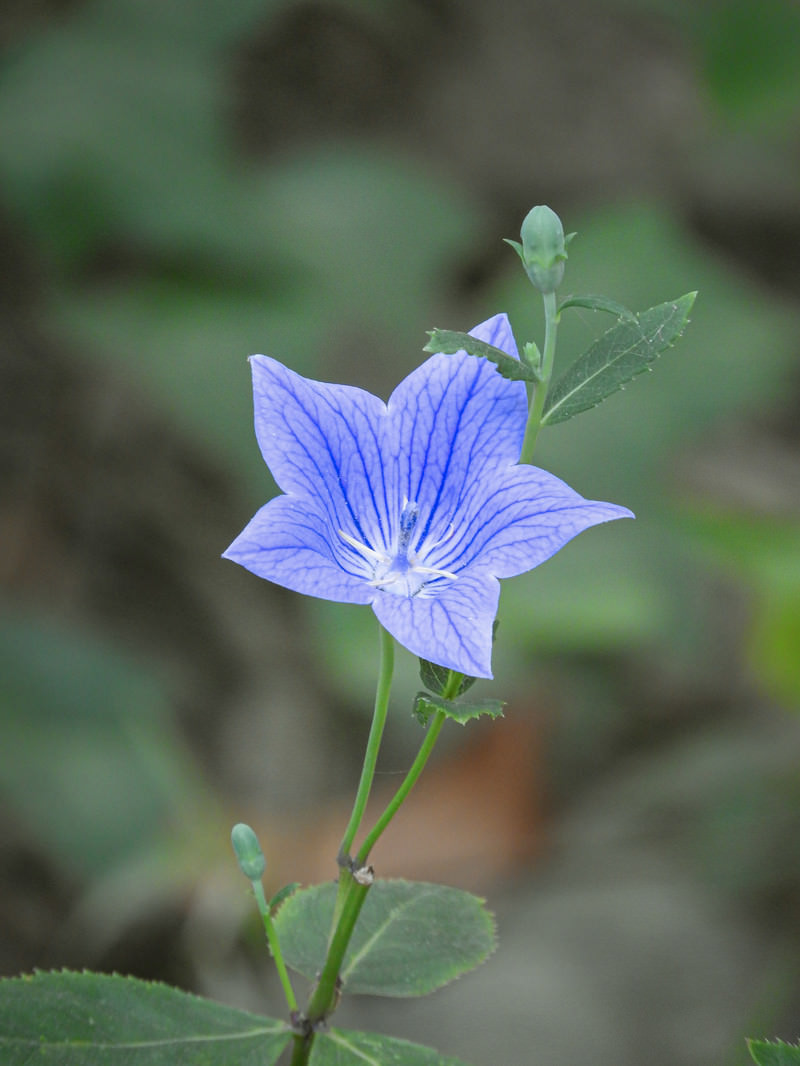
[371,570,500,679]
[436,464,634,578]
[249,356,396,551]
[470,311,520,356]
[388,314,527,550]
[223,496,374,604]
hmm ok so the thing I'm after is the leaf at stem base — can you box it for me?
[274,879,496,997]
[0,971,291,1065]
[311,1026,472,1065]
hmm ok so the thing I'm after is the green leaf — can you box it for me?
[423,329,538,382]
[557,293,636,321]
[274,879,496,997]
[748,1038,800,1065]
[418,658,477,698]
[0,971,291,1065]
[269,882,301,913]
[311,1026,471,1066]
[542,292,697,425]
[413,692,505,727]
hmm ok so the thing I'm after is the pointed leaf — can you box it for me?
[413,692,505,727]
[274,879,496,997]
[424,329,538,382]
[557,293,636,321]
[542,292,697,425]
[418,658,477,697]
[311,1027,472,1066]
[0,971,291,1065]
[748,1039,800,1065]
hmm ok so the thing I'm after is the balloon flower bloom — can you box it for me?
[224,315,632,677]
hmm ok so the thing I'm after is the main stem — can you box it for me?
[337,623,395,863]
[519,289,558,465]
[290,671,461,1066]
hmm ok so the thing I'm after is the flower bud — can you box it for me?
[505,205,573,294]
[231,822,266,881]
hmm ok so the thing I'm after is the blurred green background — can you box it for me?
[1,1,800,1063]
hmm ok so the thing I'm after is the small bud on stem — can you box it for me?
[505,205,574,294]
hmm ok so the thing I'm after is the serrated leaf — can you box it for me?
[748,1038,800,1065]
[311,1026,472,1066]
[424,329,538,382]
[0,971,291,1065]
[413,692,505,727]
[269,881,301,913]
[274,879,496,997]
[542,292,697,425]
[418,658,476,698]
[557,293,636,321]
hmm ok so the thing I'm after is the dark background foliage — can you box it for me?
[1,1,800,1063]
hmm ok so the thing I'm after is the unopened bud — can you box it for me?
[231,822,266,881]
[505,205,574,294]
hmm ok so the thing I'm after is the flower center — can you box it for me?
[338,499,457,598]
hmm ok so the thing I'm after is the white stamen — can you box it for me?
[337,502,459,598]
[338,529,387,564]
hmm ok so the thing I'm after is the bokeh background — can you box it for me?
[2,0,800,1063]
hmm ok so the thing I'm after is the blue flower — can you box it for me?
[224,314,632,678]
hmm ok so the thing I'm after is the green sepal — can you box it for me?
[748,1038,800,1065]
[503,237,524,261]
[311,1026,472,1065]
[557,293,636,322]
[424,329,538,383]
[418,657,476,698]
[0,970,291,1065]
[274,879,496,997]
[542,292,697,426]
[413,692,504,727]
[269,881,301,914]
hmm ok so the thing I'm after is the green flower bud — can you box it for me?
[231,822,266,881]
[505,205,574,294]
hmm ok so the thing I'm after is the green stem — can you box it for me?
[356,709,446,864]
[251,880,297,1015]
[337,623,395,862]
[289,670,462,1066]
[290,874,371,1065]
[309,877,370,1022]
[356,669,461,864]
[519,289,558,465]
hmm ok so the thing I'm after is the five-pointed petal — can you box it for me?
[223,314,633,678]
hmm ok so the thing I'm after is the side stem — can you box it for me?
[519,289,558,465]
[356,669,462,864]
[337,623,395,863]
